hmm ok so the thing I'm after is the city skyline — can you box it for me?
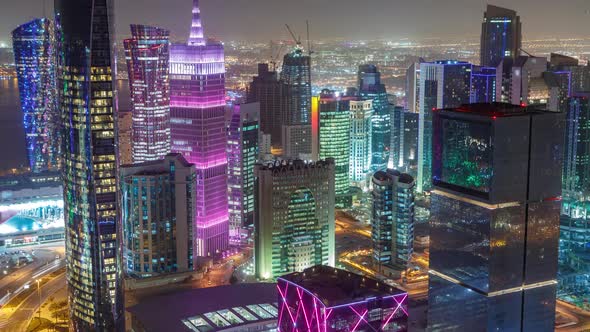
[1,0,590,44]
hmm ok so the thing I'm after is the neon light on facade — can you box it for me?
[170,0,228,256]
[12,18,60,173]
[124,24,171,163]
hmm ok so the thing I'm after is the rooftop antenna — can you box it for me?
[306,20,314,56]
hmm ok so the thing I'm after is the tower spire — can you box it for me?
[188,0,205,46]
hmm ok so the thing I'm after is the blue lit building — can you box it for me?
[54,0,124,329]
[428,103,563,331]
[471,66,497,103]
[372,169,415,268]
[558,93,590,310]
[358,64,391,172]
[480,5,521,67]
[12,18,60,173]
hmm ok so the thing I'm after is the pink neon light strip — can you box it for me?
[351,309,368,332]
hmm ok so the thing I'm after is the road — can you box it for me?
[0,271,66,331]
[556,299,590,331]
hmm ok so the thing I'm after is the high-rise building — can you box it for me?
[227,103,259,243]
[480,4,522,67]
[281,46,312,159]
[428,103,564,331]
[390,106,404,170]
[558,93,590,306]
[277,265,408,332]
[550,53,590,94]
[54,0,124,329]
[349,100,373,185]
[124,24,171,163]
[118,109,133,165]
[170,0,228,257]
[417,60,472,192]
[254,159,335,279]
[406,62,421,114]
[471,66,497,103]
[12,18,60,173]
[120,154,196,277]
[402,111,419,177]
[314,90,352,208]
[247,63,282,148]
[496,56,548,105]
[372,169,415,268]
[358,64,391,172]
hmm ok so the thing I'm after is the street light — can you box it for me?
[36,279,41,320]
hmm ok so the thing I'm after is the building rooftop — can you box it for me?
[278,265,406,308]
[444,102,550,118]
[128,283,278,332]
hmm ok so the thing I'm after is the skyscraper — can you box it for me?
[428,103,563,331]
[12,18,60,173]
[54,0,124,329]
[349,99,373,185]
[118,109,133,165]
[402,111,419,177]
[247,63,282,149]
[390,106,404,170]
[550,53,590,94]
[406,62,420,114]
[227,103,259,243]
[281,46,312,159]
[558,93,590,306]
[480,4,522,67]
[254,159,335,279]
[372,169,415,269]
[124,24,171,163]
[417,60,472,193]
[358,64,391,172]
[170,0,228,257]
[314,90,351,208]
[471,66,497,103]
[121,153,196,277]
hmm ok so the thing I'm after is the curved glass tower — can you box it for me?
[124,24,171,163]
[12,18,60,173]
[170,0,228,257]
[54,0,124,329]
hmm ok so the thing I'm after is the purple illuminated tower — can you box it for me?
[170,0,228,257]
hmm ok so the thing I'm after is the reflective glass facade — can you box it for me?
[281,47,312,158]
[317,90,351,208]
[124,24,170,163]
[428,104,564,332]
[358,64,391,172]
[227,103,259,243]
[254,159,335,279]
[480,5,522,67]
[558,94,590,309]
[471,66,497,103]
[372,170,415,268]
[247,63,282,147]
[121,154,196,277]
[349,100,373,183]
[12,18,60,173]
[170,0,228,257]
[54,0,124,329]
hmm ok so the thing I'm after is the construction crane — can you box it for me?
[285,24,301,47]
[269,41,285,72]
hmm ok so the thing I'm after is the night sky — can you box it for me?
[0,0,589,43]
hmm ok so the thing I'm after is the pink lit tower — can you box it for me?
[170,0,228,257]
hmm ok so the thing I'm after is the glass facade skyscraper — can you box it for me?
[281,46,312,159]
[248,63,282,149]
[227,103,259,243]
[54,0,124,329]
[358,64,391,172]
[12,18,60,173]
[428,103,564,331]
[121,153,196,277]
[558,93,590,309]
[417,60,472,193]
[480,4,522,67]
[254,159,335,279]
[349,100,373,185]
[372,169,415,268]
[170,0,228,257]
[315,90,351,208]
[124,24,170,163]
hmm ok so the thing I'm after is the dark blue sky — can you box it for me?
[1,0,589,43]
